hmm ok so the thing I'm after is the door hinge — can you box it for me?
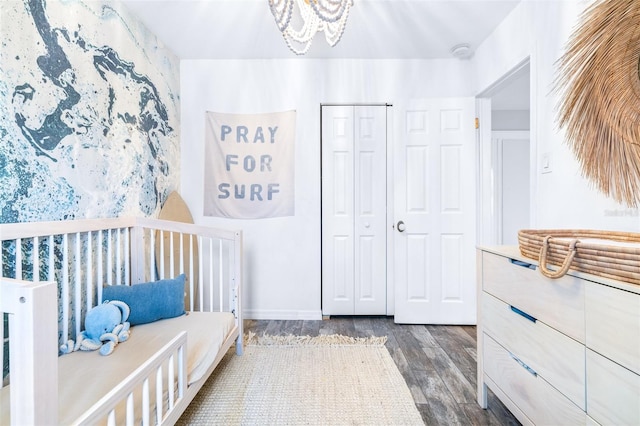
[474,117,480,129]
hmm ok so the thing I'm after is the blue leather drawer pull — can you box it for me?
[509,352,538,377]
[509,258,536,270]
[510,305,537,323]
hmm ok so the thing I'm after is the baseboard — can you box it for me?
[244,309,323,321]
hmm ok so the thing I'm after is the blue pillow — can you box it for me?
[103,274,186,325]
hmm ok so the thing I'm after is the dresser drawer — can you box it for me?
[586,349,640,426]
[483,333,586,425]
[482,292,585,408]
[585,283,640,375]
[482,251,585,342]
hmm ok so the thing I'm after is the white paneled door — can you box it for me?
[394,98,476,324]
[322,105,387,316]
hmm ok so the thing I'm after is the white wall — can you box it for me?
[473,0,640,231]
[492,110,529,131]
[181,1,640,320]
[181,59,472,319]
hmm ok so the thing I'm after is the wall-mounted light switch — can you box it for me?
[542,152,552,174]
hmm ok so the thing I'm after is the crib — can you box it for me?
[0,217,243,425]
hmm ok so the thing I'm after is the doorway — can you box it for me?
[477,60,532,246]
[321,104,389,316]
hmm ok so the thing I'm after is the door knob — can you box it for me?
[397,220,406,232]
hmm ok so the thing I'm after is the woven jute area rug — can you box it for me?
[177,333,424,425]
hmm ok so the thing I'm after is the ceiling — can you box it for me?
[121,0,528,110]
[121,0,521,60]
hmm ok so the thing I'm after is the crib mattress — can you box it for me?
[1,311,236,425]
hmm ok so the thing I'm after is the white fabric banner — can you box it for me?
[204,111,296,218]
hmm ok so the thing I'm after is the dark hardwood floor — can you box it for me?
[244,316,521,426]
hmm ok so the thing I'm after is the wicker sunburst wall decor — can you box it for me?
[555,0,640,207]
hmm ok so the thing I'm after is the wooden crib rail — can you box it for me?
[135,217,240,241]
[0,217,137,240]
[72,331,188,426]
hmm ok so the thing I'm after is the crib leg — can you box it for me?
[236,334,244,356]
[2,279,58,425]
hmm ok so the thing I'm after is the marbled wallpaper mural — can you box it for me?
[0,0,180,223]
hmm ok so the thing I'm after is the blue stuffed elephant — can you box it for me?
[60,300,131,356]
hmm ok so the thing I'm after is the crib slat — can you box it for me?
[159,230,165,279]
[209,238,214,311]
[116,229,122,286]
[179,233,184,277]
[178,344,186,399]
[169,230,175,279]
[74,233,82,338]
[107,229,113,287]
[198,236,204,312]
[156,366,163,422]
[124,227,130,285]
[97,230,103,302]
[189,234,194,311]
[62,234,70,341]
[47,235,54,282]
[234,230,244,355]
[142,378,150,426]
[168,354,175,410]
[86,231,93,311]
[126,392,134,426]
[149,229,155,282]
[219,239,223,312]
[15,238,22,279]
[32,237,39,282]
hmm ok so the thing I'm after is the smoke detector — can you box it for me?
[451,43,473,60]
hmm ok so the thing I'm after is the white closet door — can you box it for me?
[322,105,387,316]
[322,105,355,315]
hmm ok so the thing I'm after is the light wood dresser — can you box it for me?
[477,246,640,426]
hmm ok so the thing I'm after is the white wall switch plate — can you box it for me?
[541,152,552,174]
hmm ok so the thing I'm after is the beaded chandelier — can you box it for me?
[268,0,353,55]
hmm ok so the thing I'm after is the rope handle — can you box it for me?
[538,236,579,279]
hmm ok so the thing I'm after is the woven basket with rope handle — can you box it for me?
[518,229,640,285]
